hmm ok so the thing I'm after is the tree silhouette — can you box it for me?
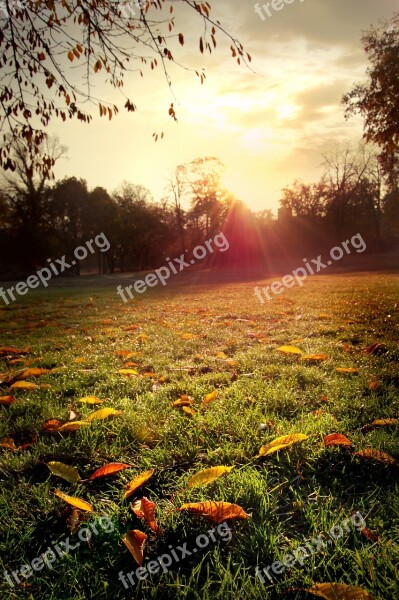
[0,1,251,177]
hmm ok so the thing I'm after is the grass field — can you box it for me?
[0,270,398,600]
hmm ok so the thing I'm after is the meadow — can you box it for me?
[0,269,398,600]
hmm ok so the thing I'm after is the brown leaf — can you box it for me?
[42,418,64,432]
[122,529,147,566]
[305,582,376,599]
[131,497,161,533]
[354,448,399,467]
[324,433,353,447]
[0,395,16,406]
[178,501,249,523]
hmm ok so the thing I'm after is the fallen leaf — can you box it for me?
[18,368,49,379]
[88,463,131,481]
[300,354,329,363]
[259,433,309,456]
[42,418,64,432]
[131,497,161,533]
[324,433,353,447]
[0,395,16,406]
[0,437,16,450]
[54,490,93,511]
[124,469,155,500]
[305,582,376,599]
[172,396,194,408]
[10,381,39,390]
[368,380,379,391]
[85,408,124,422]
[47,461,81,483]
[277,345,303,355]
[178,501,249,523]
[187,466,234,488]
[363,343,387,355]
[78,396,105,404]
[182,406,197,416]
[360,527,380,542]
[118,369,138,376]
[202,390,218,405]
[58,421,91,432]
[122,529,147,566]
[354,449,399,467]
[180,333,197,340]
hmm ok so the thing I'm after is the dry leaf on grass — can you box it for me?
[178,501,249,523]
[259,434,309,456]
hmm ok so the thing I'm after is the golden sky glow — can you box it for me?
[50,0,398,212]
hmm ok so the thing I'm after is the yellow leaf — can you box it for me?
[258,433,309,456]
[277,345,303,355]
[202,390,218,405]
[187,466,233,488]
[216,352,228,359]
[180,333,197,340]
[47,461,81,483]
[182,406,197,416]
[118,369,138,376]
[54,490,93,512]
[306,582,376,599]
[85,408,124,422]
[336,367,359,374]
[122,529,147,566]
[124,469,155,500]
[78,396,104,404]
[178,501,249,523]
[10,381,39,390]
[58,421,91,432]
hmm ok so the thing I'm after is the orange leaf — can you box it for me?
[18,368,48,379]
[172,397,194,408]
[178,501,249,523]
[88,463,131,481]
[10,381,39,390]
[54,490,93,512]
[202,390,218,405]
[305,582,376,599]
[335,367,358,374]
[354,449,399,467]
[0,395,16,406]
[0,437,16,450]
[0,346,30,355]
[131,497,161,533]
[300,354,329,363]
[324,433,353,447]
[42,418,64,432]
[122,529,147,566]
[124,469,155,500]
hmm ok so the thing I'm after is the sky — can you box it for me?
[49,0,399,213]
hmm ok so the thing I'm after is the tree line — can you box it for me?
[0,138,398,279]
